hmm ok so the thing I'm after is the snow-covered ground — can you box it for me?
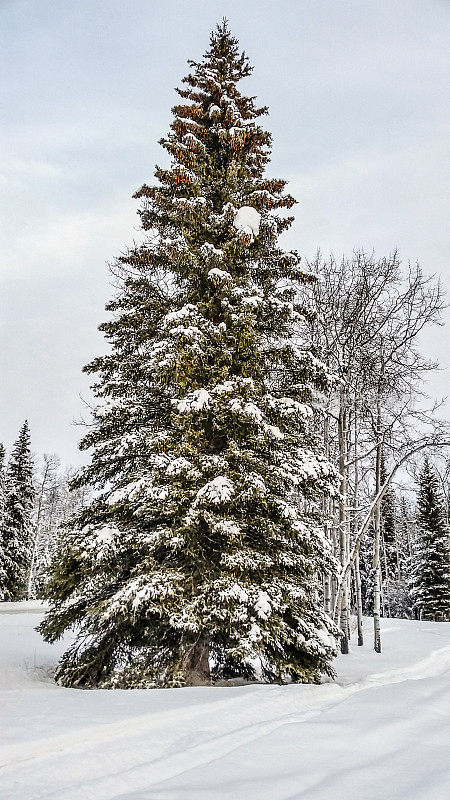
[1,602,449,799]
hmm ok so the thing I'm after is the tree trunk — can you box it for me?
[354,550,364,646]
[183,634,210,686]
[338,394,350,654]
[351,402,363,646]
[27,528,39,599]
[322,409,332,618]
[381,525,391,617]
[373,413,382,653]
[373,562,382,653]
[324,573,331,615]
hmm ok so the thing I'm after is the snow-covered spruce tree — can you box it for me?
[40,22,337,687]
[0,443,6,598]
[380,454,397,582]
[379,453,401,616]
[410,458,450,621]
[382,494,413,618]
[0,443,6,528]
[0,422,34,601]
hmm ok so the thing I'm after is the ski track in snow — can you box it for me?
[1,604,449,800]
[3,644,450,771]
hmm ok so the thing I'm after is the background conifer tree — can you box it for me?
[380,454,397,580]
[379,453,400,615]
[0,443,6,537]
[0,422,35,601]
[383,494,414,618]
[410,458,450,620]
[40,21,337,687]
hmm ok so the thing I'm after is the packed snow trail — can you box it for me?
[1,603,449,799]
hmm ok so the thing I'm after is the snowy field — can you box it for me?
[1,602,449,800]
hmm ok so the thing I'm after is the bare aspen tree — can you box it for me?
[309,250,446,653]
[373,401,383,652]
[337,387,352,652]
[352,399,364,644]
[28,454,60,598]
[28,459,91,597]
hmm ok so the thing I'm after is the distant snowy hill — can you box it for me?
[1,602,449,799]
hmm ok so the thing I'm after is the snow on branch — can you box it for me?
[233,206,261,241]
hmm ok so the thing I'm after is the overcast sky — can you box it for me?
[1,0,449,466]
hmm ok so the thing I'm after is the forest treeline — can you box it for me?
[0,429,89,602]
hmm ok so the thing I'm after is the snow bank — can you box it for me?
[1,605,449,799]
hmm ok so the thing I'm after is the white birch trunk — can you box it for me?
[322,411,332,616]
[323,573,332,615]
[373,411,382,653]
[338,393,350,654]
[354,550,364,646]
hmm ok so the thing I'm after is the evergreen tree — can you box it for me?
[396,495,413,582]
[410,458,450,620]
[383,495,413,618]
[379,453,400,616]
[0,422,35,601]
[359,526,375,616]
[380,453,397,581]
[40,22,337,688]
[0,443,6,527]
[0,443,6,599]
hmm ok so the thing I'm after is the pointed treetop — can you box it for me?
[20,419,30,436]
[202,18,252,81]
[8,421,33,476]
[180,19,258,105]
[14,420,31,450]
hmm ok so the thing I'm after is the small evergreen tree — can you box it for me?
[0,422,35,601]
[396,495,413,581]
[359,456,409,619]
[379,453,402,616]
[359,527,375,616]
[380,454,397,581]
[382,495,414,618]
[410,458,450,621]
[0,443,6,520]
[40,22,337,687]
[0,443,7,600]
